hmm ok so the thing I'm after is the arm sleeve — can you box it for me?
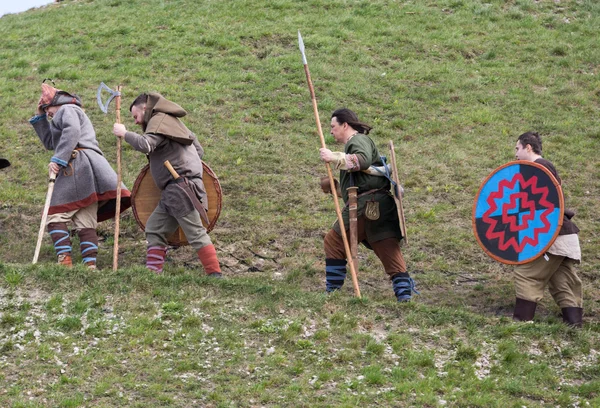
[29,114,54,150]
[344,138,371,172]
[124,131,165,154]
[51,108,81,167]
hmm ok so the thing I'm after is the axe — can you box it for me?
[97,82,122,271]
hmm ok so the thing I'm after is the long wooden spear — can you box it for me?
[298,31,361,298]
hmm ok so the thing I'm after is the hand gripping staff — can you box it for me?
[298,31,361,298]
[32,169,57,264]
[97,82,122,270]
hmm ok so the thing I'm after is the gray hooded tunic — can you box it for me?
[123,94,208,215]
[30,104,131,222]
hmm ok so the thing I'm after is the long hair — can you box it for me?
[331,108,373,135]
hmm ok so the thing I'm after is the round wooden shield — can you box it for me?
[131,163,222,247]
[472,161,564,265]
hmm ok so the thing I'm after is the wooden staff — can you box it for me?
[347,186,359,273]
[32,170,56,264]
[113,85,122,271]
[298,31,361,298]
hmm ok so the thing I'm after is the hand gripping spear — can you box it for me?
[97,82,122,271]
[298,31,361,298]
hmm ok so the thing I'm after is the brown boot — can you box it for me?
[57,254,73,267]
[561,307,583,328]
[197,244,222,277]
[513,298,537,321]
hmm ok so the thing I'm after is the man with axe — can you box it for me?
[319,108,418,301]
[112,92,222,277]
[29,82,131,268]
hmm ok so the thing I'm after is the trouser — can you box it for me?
[323,219,406,277]
[145,207,213,250]
[47,203,99,266]
[46,202,98,230]
[514,253,582,308]
[145,207,219,274]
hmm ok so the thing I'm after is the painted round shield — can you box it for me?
[131,163,222,247]
[472,161,564,265]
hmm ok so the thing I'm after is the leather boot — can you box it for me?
[78,228,99,270]
[57,254,73,267]
[513,298,537,321]
[48,222,72,267]
[391,272,420,302]
[197,244,222,277]
[561,307,583,328]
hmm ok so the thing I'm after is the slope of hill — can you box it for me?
[0,0,599,406]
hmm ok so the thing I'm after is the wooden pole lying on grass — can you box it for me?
[298,30,361,298]
[32,170,56,264]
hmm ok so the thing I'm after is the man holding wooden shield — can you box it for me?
[319,108,418,301]
[513,132,583,326]
[113,92,222,277]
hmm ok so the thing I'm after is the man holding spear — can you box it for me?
[319,108,418,302]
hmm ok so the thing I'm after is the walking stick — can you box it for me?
[298,31,361,298]
[347,186,359,273]
[97,82,122,270]
[32,169,56,264]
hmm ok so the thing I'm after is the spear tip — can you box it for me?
[297,30,307,65]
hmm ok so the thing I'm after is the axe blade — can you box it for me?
[97,82,121,114]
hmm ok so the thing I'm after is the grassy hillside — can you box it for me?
[1,0,599,406]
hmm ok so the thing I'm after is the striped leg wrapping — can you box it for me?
[78,228,98,268]
[392,273,420,302]
[48,223,72,257]
[326,259,347,293]
[146,246,168,274]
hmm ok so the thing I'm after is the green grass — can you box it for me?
[1,264,599,407]
[1,0,600,406]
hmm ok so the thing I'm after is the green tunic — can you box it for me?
[333,134,402,243]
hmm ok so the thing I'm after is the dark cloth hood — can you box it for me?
[142,93,193,145]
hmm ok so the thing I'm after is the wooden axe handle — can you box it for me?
[164,160,180,179]
[112,85,123,272]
